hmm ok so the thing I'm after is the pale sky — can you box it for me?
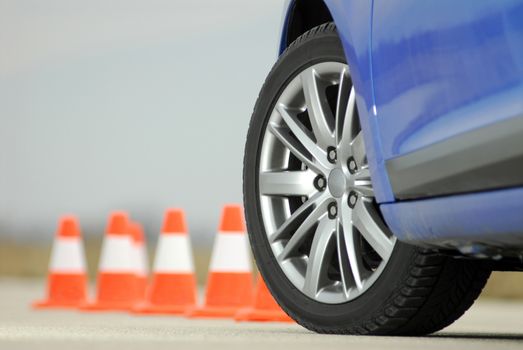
[0,0,283,245]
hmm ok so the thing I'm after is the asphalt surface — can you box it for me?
[1,279,522,350]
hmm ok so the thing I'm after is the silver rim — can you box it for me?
[258,62,396,304]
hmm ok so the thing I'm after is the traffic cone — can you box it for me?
[235,275,293,323]
[130,222,148,301]
[33,216,88,309]
[134,209,197,314]
[81,211,138,311]
[187,205,254,318]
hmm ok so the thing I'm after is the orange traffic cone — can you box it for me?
[81,212,138,311]
[33,216,88,309]
[130,222,148,301]
[187,205,253,318]
[235,275,293,322]
[134,209,197,314]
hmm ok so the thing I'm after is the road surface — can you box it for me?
[0,279,522,349]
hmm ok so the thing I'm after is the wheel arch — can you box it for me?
[279,0,334,54]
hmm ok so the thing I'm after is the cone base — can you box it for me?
[32,299,87,310]
[80,273,139,312]
[133,303,193,315]
[33,273,88,310]
[136,276,148,301]
[235,307,294,323]
[186,306,243,319]
[79,301,137,312]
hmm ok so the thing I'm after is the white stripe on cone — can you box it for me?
[209,232,251,272]
[49,237,86,273]
[153,235,195,273]
[99,235,135,272]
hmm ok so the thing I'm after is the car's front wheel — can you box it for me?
[243,23,491,335]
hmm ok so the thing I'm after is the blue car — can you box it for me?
[243,0,523,335]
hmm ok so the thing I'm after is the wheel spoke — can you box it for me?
[337,86,356,159]
[301,67,335,149]
[337,201,363,291]
[350,131,366,168]
[269,191,329,243]
[278,198,330,261]
[352,198,394,260]
[303,217,335,298]
[335,68,351,145]
[268,123,323,175]
[260,170,316,197]
[275,105,332,173]
[353,168,374,197]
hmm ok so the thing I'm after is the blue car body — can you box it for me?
[280,0,523,253]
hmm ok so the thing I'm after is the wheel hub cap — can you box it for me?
[327,168,346,198]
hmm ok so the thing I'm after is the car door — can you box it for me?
[371,0,523,199]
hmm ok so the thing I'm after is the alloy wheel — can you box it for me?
[258,62,396,304]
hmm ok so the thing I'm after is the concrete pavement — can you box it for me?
[0,279,522,350]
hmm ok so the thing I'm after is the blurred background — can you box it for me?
[0,0,282,281]
[0,0,521,297]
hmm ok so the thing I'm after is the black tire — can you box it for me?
[243,23,491,336]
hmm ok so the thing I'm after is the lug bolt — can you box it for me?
[348,157,357,173]
[348,192,358,208]
[314,175,326,191]
[328,202,338,219]
[327,146,337,163]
